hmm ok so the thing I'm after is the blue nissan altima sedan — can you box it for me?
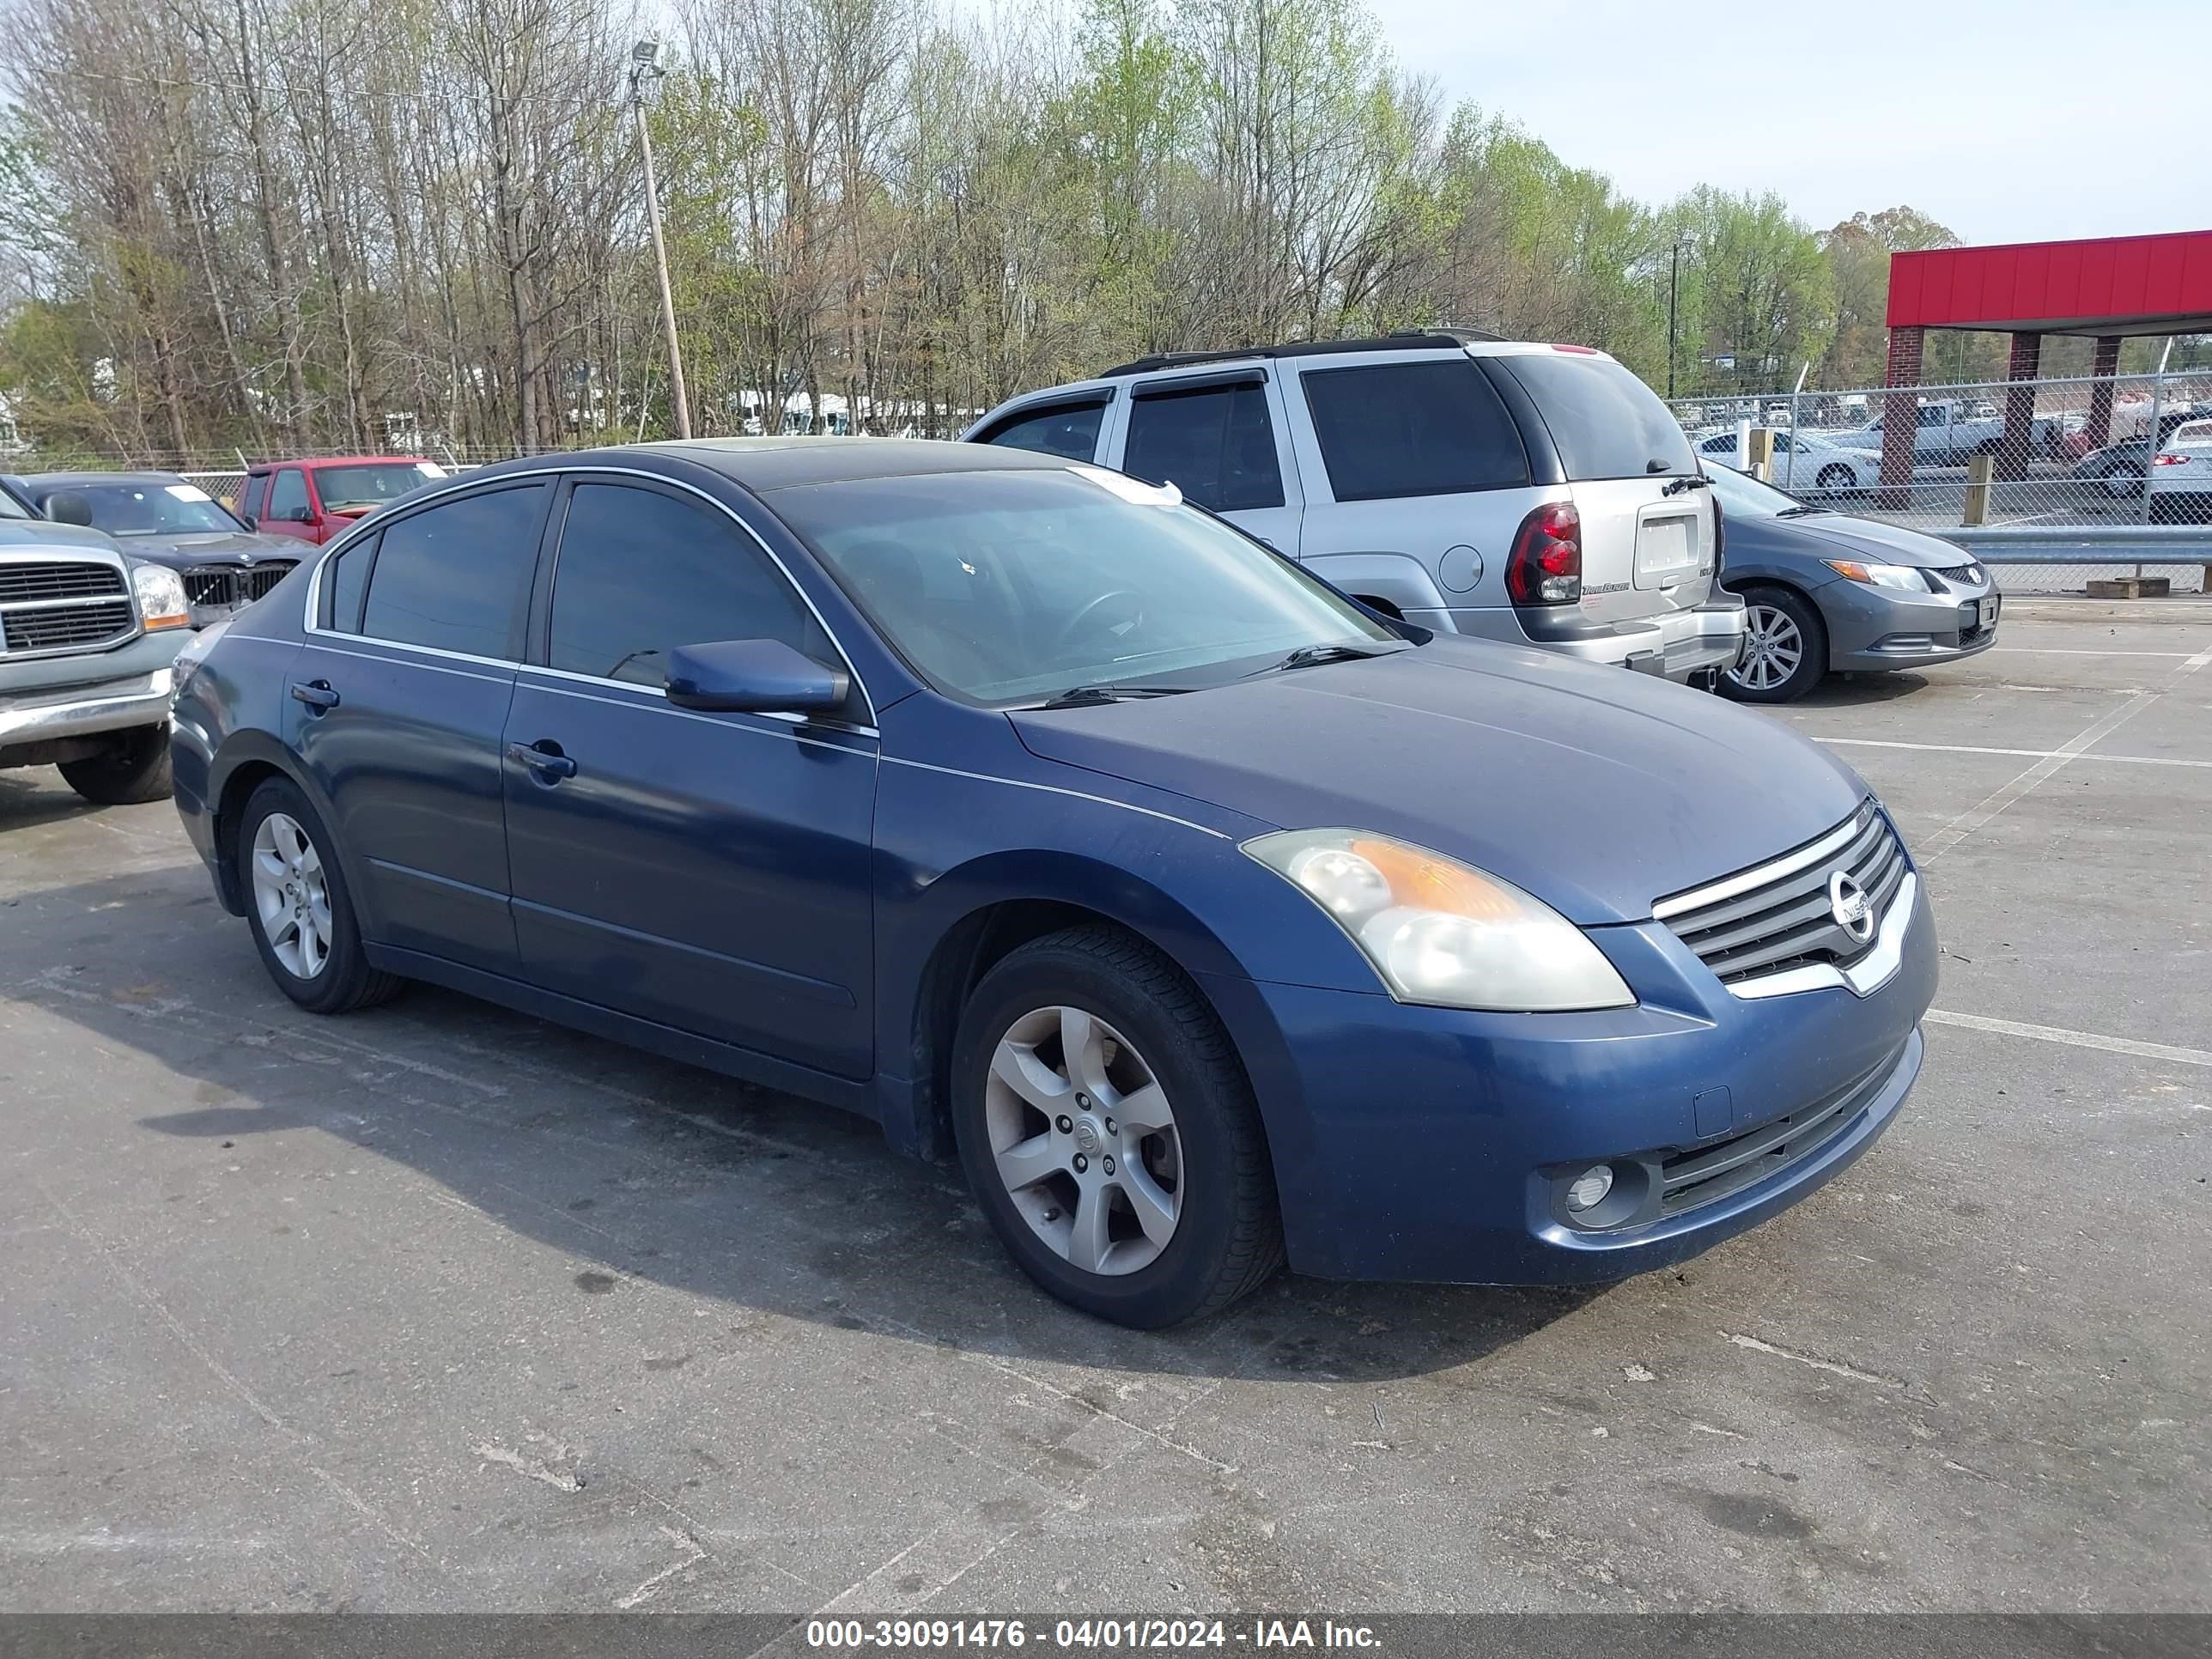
[169,439,1936,1328]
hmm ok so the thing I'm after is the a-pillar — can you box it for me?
[1877,325,1924,510]
[1997,331,2042,482]
[2085,335,2123,447]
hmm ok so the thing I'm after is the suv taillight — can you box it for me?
[1506,502,1582,605]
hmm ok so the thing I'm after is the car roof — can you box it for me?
[1097,329,1508,379]
[16,471,196,489]
[462,436,1080,495]
[247,455,428,471]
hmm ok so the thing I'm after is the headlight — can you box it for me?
[131,562,191,629]
[1823,559,1928,591]
[1243,830,1634,1012]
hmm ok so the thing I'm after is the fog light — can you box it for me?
[1565,1164,1614,1213]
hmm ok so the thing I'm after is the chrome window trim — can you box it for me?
[1651,809,1867,921]
[515,669,880,745]
[301,462,876,725]
[1728,872,1917,1002]
[297,639,514,685]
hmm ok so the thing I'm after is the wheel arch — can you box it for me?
[204,736,355,921]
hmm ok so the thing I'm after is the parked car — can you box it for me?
[11,471,304,629]
[1703,462,2001,702]
[2072,406,2210,498]
[1,487,191,804]
[1693,428,1884,494]
[172,439,1934,1328]
[963,332,1746,684]
[2148,417,2212,522]
[1829,398,2058,465]
[238,455,448,546]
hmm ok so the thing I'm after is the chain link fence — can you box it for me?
[1671,370,2212,593]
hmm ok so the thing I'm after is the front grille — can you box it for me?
[3,598,136,653]
[1658,1048,1898,1216]
[1656,803,1907,987]
[240,561,295,600]
[182,568,237,608]
[1932,562,1983,588]
[0,562,126,604]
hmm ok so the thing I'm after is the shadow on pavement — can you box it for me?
[12,866,1601,1387]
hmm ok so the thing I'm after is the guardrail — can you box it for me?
[1934,525,2212,564]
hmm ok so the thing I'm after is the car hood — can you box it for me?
[116,531,303,568]
[1766,512,1966,568]
[0,520,118,552]
[1010,639,1868,925]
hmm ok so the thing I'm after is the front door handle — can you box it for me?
[290,679,340,711]
[507,739,577,781]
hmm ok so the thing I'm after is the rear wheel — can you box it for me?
[58,723,172,805]
[1815,464,1856,493]
[237,777,403,1015]
[1723,585,1826,704]
[2102,460,2144,499]
[951,927,1281,1328]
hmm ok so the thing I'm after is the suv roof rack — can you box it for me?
[1098,328,1505,380]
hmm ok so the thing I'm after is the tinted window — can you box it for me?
[269,469,310,520]
[361,484,544,657]
[549,483,837,696]
[1498,354,1697,480]
[240,475,268,520]
[1122,382,1285,511]
[1300,360,1529,501]
[980,402,1106,461]
[326,534,374,632]
[775,465,1393,706]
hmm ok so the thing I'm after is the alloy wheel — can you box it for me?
[983,1005,1182,1276]
[251,811,333,980]
[1729,603,1805,693]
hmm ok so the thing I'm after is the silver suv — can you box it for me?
[963,331,1746,681]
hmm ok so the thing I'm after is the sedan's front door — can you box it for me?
[290,479,550,972]
[501,476,878,1082]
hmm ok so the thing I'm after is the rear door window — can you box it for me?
[240,475,268,520]
[1122,380,1285,511]
[977,400,1107,461]
[1299,360,1529,501]
[361,483,546,658]
[1498,353,1697,481]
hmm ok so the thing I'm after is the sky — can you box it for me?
[1365,0,2212,246]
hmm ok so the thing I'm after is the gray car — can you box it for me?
[1705,462,2000,702]
[964,332,1745,684]
[15,471,306,629]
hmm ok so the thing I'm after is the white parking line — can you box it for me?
[1817,738,2212,769]
[1926,1009,2212,1070]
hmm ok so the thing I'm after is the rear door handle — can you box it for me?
[507,740,577,781]
[290,680,339,710]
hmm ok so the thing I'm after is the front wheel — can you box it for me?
[2102,462,2144,499]
[58,723,172,805]
[951,927,1282,1328]
[1722,586,1826,704]
[1815,464,1856,494]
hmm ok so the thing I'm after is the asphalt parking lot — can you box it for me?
[3,595,2208,1615]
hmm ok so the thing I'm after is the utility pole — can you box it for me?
[1666,241,1681,400]
[629,40,690,441]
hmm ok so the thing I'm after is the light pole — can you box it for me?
[629,40,691,441]
[1666,241,1682,400]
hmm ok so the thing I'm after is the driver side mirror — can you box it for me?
[665,638,849,716]
[290,505,317,524]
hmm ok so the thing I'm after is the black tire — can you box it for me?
[236,776,404,1015]
[1815,464,1855,494]
[2102,461,2143,499]
[950,926,1283,1328]
[57,723,172,805]
[1721,584,1827,705]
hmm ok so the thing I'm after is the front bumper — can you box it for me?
[1823,579,2000,673]
[1506,592,1747,681]
[1199,875,1937,1285]
[0,629,184,757]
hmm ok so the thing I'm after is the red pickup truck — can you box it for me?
[236,456,450,546]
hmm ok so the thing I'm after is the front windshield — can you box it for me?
[314,462,446,511]
[0,484,28,519]
[1700,459,1816,520]
[45,481,240,537]
[770,465,1400,705]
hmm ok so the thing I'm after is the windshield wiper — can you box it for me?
[1776,503,1832,518]
[1240,642,1402,679]
[1662,475,1711,495]
[1034,684,1194,709]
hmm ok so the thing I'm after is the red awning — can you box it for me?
[1887,230,2212,337]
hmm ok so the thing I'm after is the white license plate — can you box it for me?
[1637,516,1696,586]
[1978,596,2000,629]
